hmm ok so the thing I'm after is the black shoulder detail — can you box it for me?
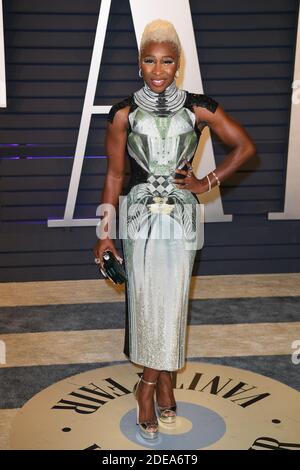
[184,92,218,113]
[107,94,136,123]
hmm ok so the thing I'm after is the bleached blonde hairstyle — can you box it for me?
[139,19,181,59]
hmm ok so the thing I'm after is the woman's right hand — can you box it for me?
[93,238,123,272]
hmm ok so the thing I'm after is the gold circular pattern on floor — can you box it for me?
[10,362,300,450]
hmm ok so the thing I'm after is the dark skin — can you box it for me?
[94,41,257,426]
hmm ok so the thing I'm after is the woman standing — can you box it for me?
[93,19,256,440]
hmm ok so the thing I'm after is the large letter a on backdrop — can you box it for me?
[48,0,234,227]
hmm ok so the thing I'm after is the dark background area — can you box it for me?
[0,0,299,281]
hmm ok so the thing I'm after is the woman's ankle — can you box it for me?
[156,390,176,405]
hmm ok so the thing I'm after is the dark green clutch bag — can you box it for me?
[99,250,127,285]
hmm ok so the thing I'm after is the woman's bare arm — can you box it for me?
[100,107,129,207]
[93,106,129,265]
[194,103,257,188]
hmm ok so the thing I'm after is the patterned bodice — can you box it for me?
[126,106,198,197]
[107,91,218,199]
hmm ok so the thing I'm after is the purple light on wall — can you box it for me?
[5,156,20,159]
[0,143,20,147]
[24,155,107,159]
[0,144,108,159]
[0,154,107,160]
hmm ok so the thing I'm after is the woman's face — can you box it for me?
[139,41,180,93]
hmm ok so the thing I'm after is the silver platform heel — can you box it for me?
[133,376,159,440]
[156,371,177,425]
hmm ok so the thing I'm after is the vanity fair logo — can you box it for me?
[10,363,300,450]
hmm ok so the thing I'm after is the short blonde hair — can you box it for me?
[139,19,181,58]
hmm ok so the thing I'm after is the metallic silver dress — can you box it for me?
[107,84,218,371]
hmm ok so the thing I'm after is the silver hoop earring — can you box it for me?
[139,68,143,78]
[175,69,180,78]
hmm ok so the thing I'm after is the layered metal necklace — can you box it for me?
[133,79,186,117]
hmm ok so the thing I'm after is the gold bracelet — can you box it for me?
[212,170,221,187]
[206,174,212,192]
